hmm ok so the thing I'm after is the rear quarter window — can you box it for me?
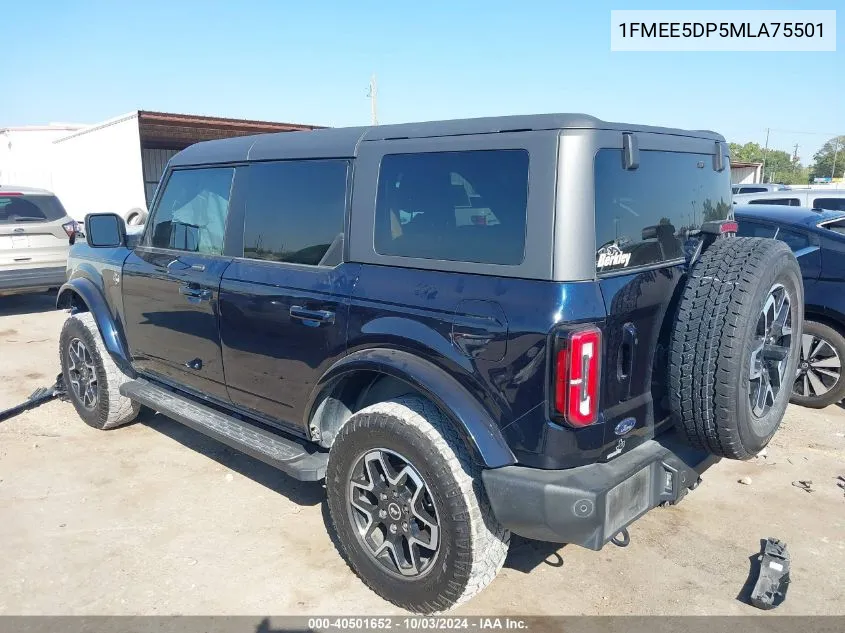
[594,149,731,273]
[374,150,529,265]
[0,194,67,224]
[736,220,778,238]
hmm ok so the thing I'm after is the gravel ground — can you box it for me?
[1,292,843,615]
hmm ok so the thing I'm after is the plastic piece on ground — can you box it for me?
[750,537,790,610]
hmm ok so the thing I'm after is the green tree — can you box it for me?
[810,136,845,180]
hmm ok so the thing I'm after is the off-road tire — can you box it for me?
[125,208,147,226]
[669,237,803,459]
[790,320,845,409]
[326,396,510,613]
[59,312,140,430]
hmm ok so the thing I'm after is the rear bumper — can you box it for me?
[482,434,719,550]
[0,267,67,293]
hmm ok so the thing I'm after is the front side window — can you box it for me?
[594,149,732,273]
[242,160,348,266]
[374,150,529,265]
[147,167,234,255]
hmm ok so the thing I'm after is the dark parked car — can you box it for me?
[56,115,802,612]
[736,204,845,408]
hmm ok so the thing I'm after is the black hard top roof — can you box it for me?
[169,113,725,167]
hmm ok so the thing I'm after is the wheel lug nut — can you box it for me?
[379,509,387,519]
[380,493,388,501]
[389,524,398,534]
[402,522,408,531]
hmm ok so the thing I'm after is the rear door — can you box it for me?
[121,166,237,401]
[0,193,70,271]
[594,146,733,457]
[218,159,356,432]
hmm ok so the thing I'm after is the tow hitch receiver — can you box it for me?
[0,373,66,423]
[750,537,791,610]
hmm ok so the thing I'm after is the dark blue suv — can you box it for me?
[57,115,803,612]
[736,204,845,408]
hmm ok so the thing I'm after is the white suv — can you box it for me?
[0,186,74,296]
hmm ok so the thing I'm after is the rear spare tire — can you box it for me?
[669,237,803,459]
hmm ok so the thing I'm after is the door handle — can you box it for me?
[290,305,335,324]
[179,284,211,301]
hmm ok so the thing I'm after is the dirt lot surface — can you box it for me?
[1,293,844,616]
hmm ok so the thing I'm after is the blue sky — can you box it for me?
[3,0,842,160]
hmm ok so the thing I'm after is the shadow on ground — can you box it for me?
[140,409,324,507]
[505,535,565,572]
[0,291,58,318]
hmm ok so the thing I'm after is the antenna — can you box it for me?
[367,74,378,125]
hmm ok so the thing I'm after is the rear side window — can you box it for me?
[738,186,768,194]
[242,160,348,266]
[374,150,529,265]
[737,220,777,238]
[594,150,731,273]
[812,197,845,212]
[146,167,234,255]
[749,198,800,206]
[0,194,67,225]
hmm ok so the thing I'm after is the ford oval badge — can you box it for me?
[614,417,636,436]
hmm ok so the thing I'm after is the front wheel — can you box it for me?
[326,397,509,613]
[791,320,845,409]
[59,312,140,430]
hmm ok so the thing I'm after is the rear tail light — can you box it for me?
[553,327,601,427]
[62,221,77,238]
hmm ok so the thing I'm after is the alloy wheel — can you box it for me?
[748,284,793,418]
[793,334,841,399]
[66,338,98,410]
[347,448,440,579]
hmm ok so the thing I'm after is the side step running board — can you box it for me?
[120,379,327,481]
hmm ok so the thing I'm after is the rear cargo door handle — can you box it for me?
[290,305,335,325]
[618,323,638,400]
[178,284,211,302]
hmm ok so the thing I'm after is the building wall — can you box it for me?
[730,164,762,184]
[0,128,82,190]
[52,114,147,220]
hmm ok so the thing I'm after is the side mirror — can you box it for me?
[85,213,126,248]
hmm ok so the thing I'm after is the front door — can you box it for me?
[122,165,237,402]
[218,159,355,432]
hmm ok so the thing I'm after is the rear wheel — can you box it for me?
[326,397,509,613]
[790,320,845,409]
[669,238,803,459]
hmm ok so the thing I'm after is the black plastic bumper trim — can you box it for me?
[482,433,718,550]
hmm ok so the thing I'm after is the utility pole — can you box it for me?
[831,137,840,180]
[761,128,770,183]
[792,143,799,182]
[367,74,378,126]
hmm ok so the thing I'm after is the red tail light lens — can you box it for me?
[554,327,601,427]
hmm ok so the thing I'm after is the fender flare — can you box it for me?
[308,348,516,468]
[56,278,131,371]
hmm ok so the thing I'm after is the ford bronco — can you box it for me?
[57,114,803,612]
